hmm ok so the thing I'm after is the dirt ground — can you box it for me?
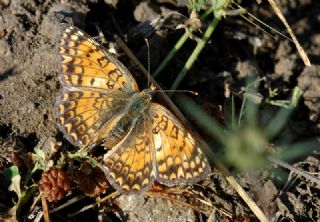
[0,0,319,221]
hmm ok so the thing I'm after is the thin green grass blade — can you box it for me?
[170,16,220,92]
[152,8,213,78]
[265,107,292,140]
[152,33,189,78]
[277,139,319,161]
[231,95,237,129]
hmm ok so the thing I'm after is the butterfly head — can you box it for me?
[139,89,153,104]
[128,89,153,116]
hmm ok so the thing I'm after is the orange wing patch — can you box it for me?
[102,117,155,193]
[55,24,139,149]
[149,103,210,185]
[55,90,128,147]
[57,25,139,92]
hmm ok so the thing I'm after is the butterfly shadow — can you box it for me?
[0,67,16,82]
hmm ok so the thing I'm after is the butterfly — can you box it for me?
[55,23,211,194]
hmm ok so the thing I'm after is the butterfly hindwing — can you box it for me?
[102,115,155,193]
[149,103,211,185]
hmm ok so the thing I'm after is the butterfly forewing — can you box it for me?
[149,103,210,185]
[55,24,140,148]
[55,90,128,147]
[57,24,139,93]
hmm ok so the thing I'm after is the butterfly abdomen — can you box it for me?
[103,92,150,149]
[103,114,134,149]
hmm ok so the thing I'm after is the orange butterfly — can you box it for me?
[55,24,210,194]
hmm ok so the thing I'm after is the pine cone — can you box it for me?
[39,168,72,202]
[75,163,109,197]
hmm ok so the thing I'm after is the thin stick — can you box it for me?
[145,189,233,218]
[267,0,311,66]
[67,191,119,217]
[268,156,320,185]
[178,98,269,222]
[144,38,151,87]
[145,191,209,214]
[41,194,51,222]
[214,161,270,222]
[29,193,42,214]
[50,194,86,213]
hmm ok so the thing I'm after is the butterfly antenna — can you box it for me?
[143,38,197,96]
[144,38,151,88]
[153,89,199,96]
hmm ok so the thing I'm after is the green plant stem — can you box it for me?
[176,96,225,147]
[16,186,38,220]
[152,32,189,78]
[152,8,213,78]
[170,16,220,92]
[231,95,237,130]
[24,162,42,185]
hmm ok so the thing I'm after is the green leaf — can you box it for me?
[4,165,19,181]
[34,147,46,160]
[290,86,303,108]
[4,166,21,199]
[212,0,230,18]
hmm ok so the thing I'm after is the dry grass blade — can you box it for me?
[41,193,51,222]
[50,194,86,214]
[67,191,120,218]
[213,157,269,222]
[144,190,209,214]
[268,156,320,185]
[115,34,269,222]
[144,186,233,218]
[267,0,311,66]
[29,193,42,215]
